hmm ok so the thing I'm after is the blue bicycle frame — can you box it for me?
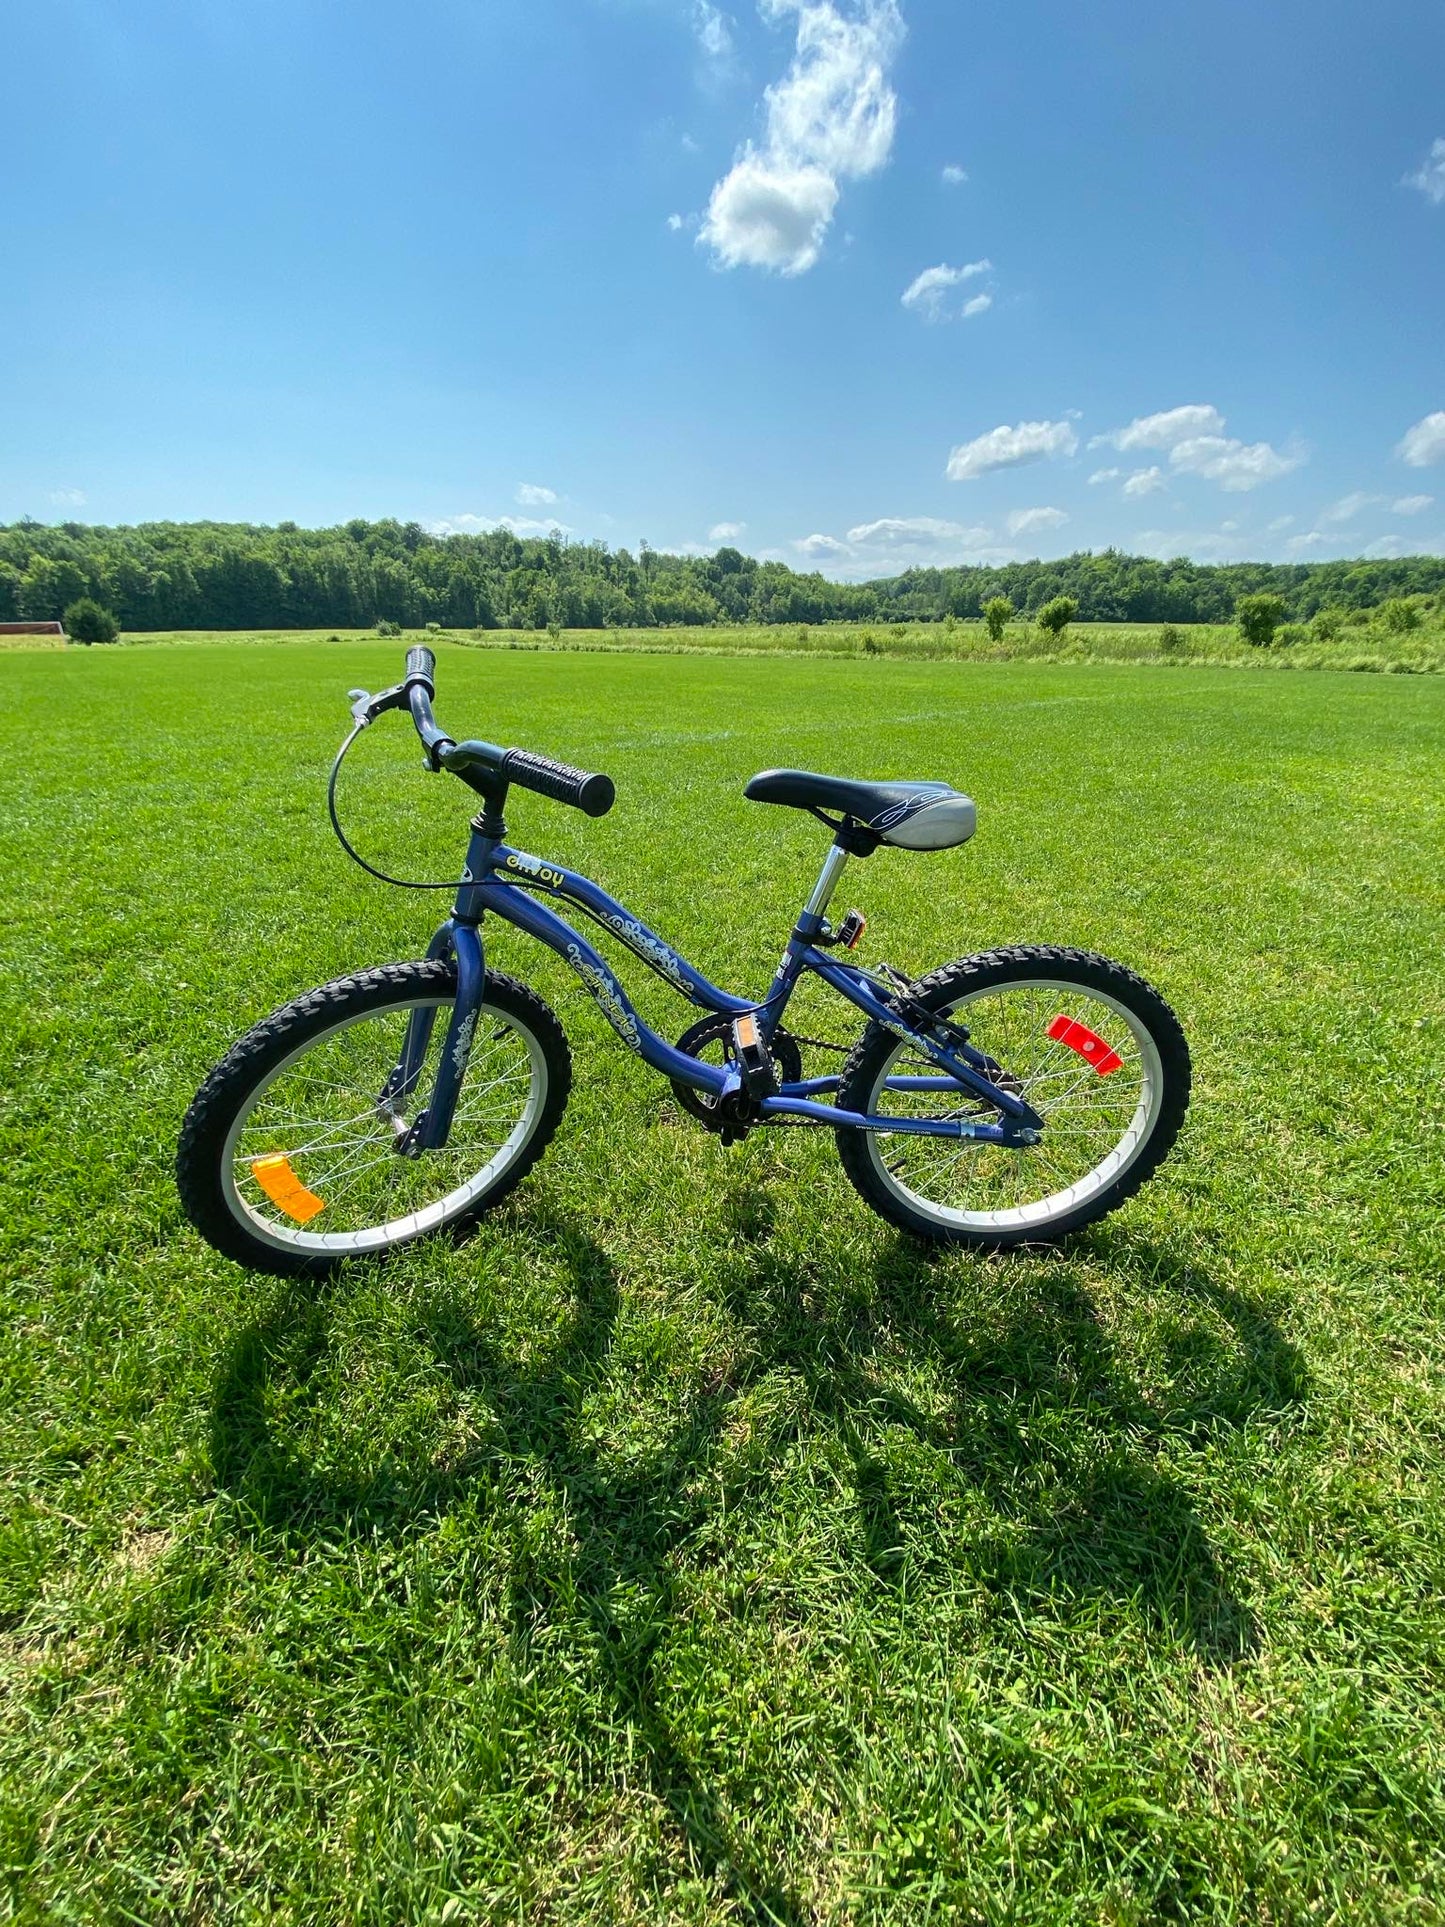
[395,817,1044,1156]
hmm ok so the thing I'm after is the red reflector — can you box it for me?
[1047,1014,1123,1075]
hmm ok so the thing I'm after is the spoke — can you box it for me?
[235,1115,395,1163]
[238,1104,381,1134]
[871,978,1157,1223]
[224,996,554,1249]
[290,1126,397,1193]
[309,1143,408,1206]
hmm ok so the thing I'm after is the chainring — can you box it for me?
[670,1014,803,1129]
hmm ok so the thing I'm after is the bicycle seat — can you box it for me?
[744,769,976,850]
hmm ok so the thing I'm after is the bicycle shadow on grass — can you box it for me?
[727,1224,1305,1662]
[210,1216,804,1923]
[209,1211,1307,1921]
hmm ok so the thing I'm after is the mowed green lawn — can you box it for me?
[1,641,1442,1924]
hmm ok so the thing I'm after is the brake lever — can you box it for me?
[347,682,406,728]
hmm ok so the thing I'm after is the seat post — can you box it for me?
[799,842,849,932]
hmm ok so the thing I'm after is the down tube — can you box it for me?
[470,881,733,1098]
[489,849,752,1015]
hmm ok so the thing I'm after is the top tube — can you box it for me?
[461,839,754,1017]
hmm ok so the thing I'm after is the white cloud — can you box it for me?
[1404,138,1445,206]
[1285,530,1338,554]
[516,482,558,507]
[794,531,852,558]
[1006,506,1069,536]
[1398,412,1445,467]
[961,291,992,319]
[1321,490,1382,523]
[900,258,991,321]
[1363,535,1406,560]
[1122,465,1166,497]
[48,487,86,508]
[700,0,904,275]
[946,418,1078,482]
[1392,494,1434,515]
[1094,404,1226,453]
[1267,515,1295,532]
[940,163,968,186]
[794,518,1020,576]
[846,516,992,548]
[667,212,685,231]
[812,515,1015,572]
[429,513,570,537]
[1088,467,1121,486]
[1132,526,1263,562]
[700,153,839,273]
[694,1,734,61]
[1095,404,1300,490]
[1168,434,1300,491]
[708,520,747,540]
[760,0,903,175]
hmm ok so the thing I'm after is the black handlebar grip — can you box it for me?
[501,747,615,818]
[404,645,436,690]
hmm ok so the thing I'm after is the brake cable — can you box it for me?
[329,717,939,1048]
[327,719,462,891]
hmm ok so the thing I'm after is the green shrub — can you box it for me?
[62,597,119,644]
[373,618,403,638]
[1236,592,1287,647]
[1379,599,1421,634]
[983,596,1013,642]
[1157,624,1184,652]
[1036,595,1078,640]
[1310,606,1346,642]
[1275,623,1307,647]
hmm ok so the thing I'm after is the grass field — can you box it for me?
[2,641,1443,1923]
[31,611,1445,674]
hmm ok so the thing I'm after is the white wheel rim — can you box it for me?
[219,997,546,1256]
[862,978,1163,1233]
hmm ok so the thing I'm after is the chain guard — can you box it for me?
[670,1014,803,1130]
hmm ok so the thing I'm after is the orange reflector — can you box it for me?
[249,1154,326,1223]
[1046,1014,1123,1076]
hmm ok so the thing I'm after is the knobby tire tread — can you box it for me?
[834,945,1191,1249]
[176,961,570,1276]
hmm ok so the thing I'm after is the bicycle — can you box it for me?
[177,647,1191,1275]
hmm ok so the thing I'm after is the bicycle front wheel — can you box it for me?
[177,961,570,1275]
[835,946,1190,1248]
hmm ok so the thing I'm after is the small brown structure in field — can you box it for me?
[0,621,65,635]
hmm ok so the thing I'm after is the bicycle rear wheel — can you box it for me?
[835,946,1190,1248]
[176,961,569,1275]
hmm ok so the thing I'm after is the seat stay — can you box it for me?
[800,951,1041,1126]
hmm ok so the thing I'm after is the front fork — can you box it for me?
[386,918,485,1155]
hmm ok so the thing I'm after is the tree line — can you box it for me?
[4,516,1444,633]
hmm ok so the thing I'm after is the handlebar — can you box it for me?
[352,647,615,819]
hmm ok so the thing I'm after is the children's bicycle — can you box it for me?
[177,648,1191,1274]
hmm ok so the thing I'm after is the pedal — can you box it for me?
[730,1013,779,1099]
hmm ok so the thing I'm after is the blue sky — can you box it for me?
[6,0,1445,574]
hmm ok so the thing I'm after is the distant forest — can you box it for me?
[5,517,1445,632]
